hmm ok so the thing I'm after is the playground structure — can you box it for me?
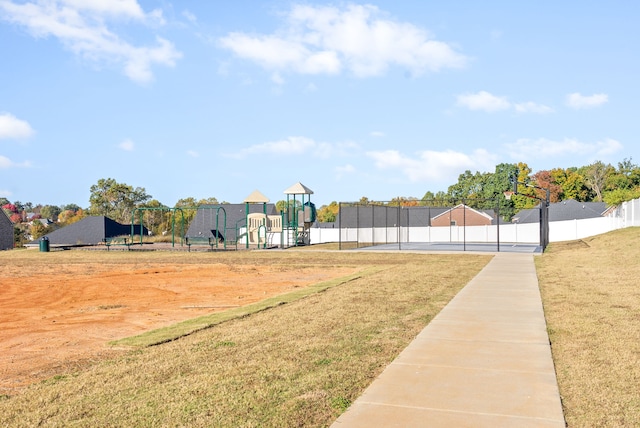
[243,182,316,248]
[124,182,316,251]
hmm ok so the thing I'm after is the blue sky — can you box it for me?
[1,1,638,208]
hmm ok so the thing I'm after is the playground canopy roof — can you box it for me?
[243,190,270,204]
[284,182,314,195]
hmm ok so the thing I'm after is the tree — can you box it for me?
[29,220,49,240]
[88,178,151,223]
[532,170,561,203]
[197,197,219,205]
[447,170,487,200]
[603,188,640,206]
[551,167,590,201]
[390,196,420,207]
[62,203,82,212]
[58,209,85,225]
[508,162,540,210]
[317,201,339,222]
[137,200,176,236]
[582,161,614,202]
[174,197,222,231]
[40,205,62,221]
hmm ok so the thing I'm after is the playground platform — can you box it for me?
[331,253,565,427]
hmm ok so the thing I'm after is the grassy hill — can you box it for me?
[537,227,640,427]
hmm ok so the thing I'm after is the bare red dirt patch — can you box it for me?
[0,260,355,394]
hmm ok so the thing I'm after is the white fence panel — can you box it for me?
[550,217,624,242]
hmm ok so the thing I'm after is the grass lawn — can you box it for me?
[2,227,638,427]
[537,227,640,427]
[0,250,490,427]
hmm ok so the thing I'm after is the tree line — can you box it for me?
[3,158,640,242]
[315,159,640,222]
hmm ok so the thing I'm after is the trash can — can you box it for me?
[39,236,50,252]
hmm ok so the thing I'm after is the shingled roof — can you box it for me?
[513,199,608,224]
[335,205,500,228]
[186,204,277,241]
[36,216,148,246]
[0,208,13,250]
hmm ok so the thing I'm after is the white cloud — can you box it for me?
[0,113,35,139]
[229,136,316,159]
[182,10,197,24]
[0,189,11,197]
[336,164,356,174]
[566,92,608,109]
[227,136,358,159]
[187,150,199,158]
[514,102,554,114]
[456,91,510,112]
[118,138,134,151]
[370,131,385,138]
[504,137,622,160]
[0,0,181,83]
[271,73,285,85]
[335,163,356,179]
[457,91,554,114]
[219,4,467,78]
[366,148,496,182]
[0,155,31,169]
[59,0,144,19]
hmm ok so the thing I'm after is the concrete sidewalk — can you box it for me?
[331,253,565,427]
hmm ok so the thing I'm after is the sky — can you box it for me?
[1,1,639,208]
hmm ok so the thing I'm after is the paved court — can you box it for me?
[331,253,565,427]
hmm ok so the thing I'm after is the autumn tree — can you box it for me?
[531,170,561,203]
[390,196,420,207]
[317,201,339,222]
[58,208,85,225]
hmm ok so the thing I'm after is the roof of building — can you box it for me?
[334,205,500,228]
[186,204,278,240]
[430,204,494,222]
[513,199,609,224]
[34,216,148,246]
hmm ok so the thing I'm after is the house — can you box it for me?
[513,199,608,224]
[186,204,278,242]
[33,216,148,247]
[431,204,494,227]
[0,208,13,250]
